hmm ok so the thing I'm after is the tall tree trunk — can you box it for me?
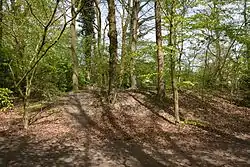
[169,0,180,123]
[107,0,118,101]
[81,0,95,82]
[129,0,139,89]
[211,0,222,85]
[94,0,102,85]
[155,0,165,99]
[120,0,131,88]
[178,1,187,84]
[71,0,79,91]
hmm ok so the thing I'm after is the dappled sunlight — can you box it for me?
[0,90,249,166]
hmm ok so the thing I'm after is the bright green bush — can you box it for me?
[0,88,13,111]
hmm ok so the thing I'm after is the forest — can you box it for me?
[0,0,249,166]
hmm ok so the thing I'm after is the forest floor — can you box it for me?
[0,89,250,167]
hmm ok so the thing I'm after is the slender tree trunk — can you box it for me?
[155,0,165,99]
[23,99,29,129]
[93,0,102,85]
[211,1,222,85]
[178,2,186,84]
[244,0,250,70]
[178,41,183,83]
[103,20,108,53]
[129,0,139,89]
[202,48,209,100]
[107,0,118,101]
[71,0,79,91]
[23,67,36,129]
[169,0,180,123]
[214,30,222,84]
[120,0,131,87]
[23,79,30,129]
[94,0,102,57]
[101,21,109,88]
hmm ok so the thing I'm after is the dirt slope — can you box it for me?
[0,90,249,167]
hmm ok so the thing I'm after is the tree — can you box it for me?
[71,0,79,91]
[129,0,140,89]
[79,0,95,82]
[94,0,102,57]
[107,0,118,102]
[155,0,165,99]
[163,0,180,123]
[2,0,82,128]
[119,0,131,88]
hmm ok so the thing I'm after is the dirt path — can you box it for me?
[0,90,250,167]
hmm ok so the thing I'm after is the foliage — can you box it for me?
[0,0,250,129]
[0,88,13,111]
[178,81,195,90]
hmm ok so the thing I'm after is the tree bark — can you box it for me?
[244,0,250,70]
[155,0,165,99]
[107,0,118,101]
[23,67,36,129]
[71,0,79,91]
[169,0,180,123]
[81,0,95,82]
[129,0,139,89]
[94,0,102,57]
[23,79,30,129]
[120,0,131,87]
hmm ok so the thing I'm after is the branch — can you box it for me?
[139,0,151,11]
[16,2,86,87]
[24,0,45,27]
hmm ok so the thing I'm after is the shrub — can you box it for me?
[0,88,13,111]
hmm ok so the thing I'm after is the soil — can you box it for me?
[0,89,249,167]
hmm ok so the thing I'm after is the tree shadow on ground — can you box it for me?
[65,91,235,166]
[1,90,249,167]
[127,92,176,125]
[67,92,170,167]
[179,91,250,134]
[113,90,250,165]
[127,89,249,142]
[28,101,63,125]
[0,132,80,167]
[0,97,90,167]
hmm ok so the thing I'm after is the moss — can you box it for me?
[182,119,207,127]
